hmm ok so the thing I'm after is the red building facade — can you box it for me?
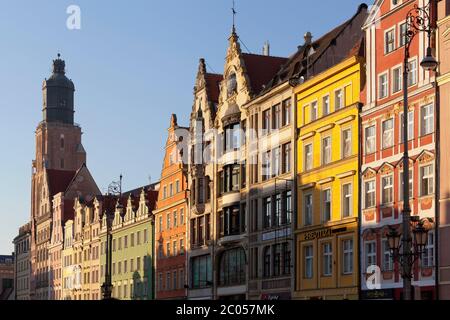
[360,0,437,300]
[154,115,189,299]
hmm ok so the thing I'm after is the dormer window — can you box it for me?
[227,73,237,97]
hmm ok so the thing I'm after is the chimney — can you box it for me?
[304,32,313,45]
[262,41,270,56]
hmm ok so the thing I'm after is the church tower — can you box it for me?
[30,55,88,299]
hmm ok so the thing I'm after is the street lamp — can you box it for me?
[395,2,437,300]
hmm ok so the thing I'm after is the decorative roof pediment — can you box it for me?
[416,150,435,164]
[379,162,395,175]
[362,167,377,179]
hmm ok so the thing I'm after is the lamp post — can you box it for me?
[101,175,123,300]
[388,2,437,300]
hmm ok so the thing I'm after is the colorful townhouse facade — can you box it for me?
[154,115,188,300]
[360,0,437,300]
[437,0,450,300]
[292,5,367,300]
[13,223,31,300]
[99,186,158,300]
[186,59,221,300]
[242,54,294,300]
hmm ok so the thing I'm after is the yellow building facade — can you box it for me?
[294,56,363,300]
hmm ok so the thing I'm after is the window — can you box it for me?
[335,89,344,110]
[173,271,178,290]
[274,194,282,227]
[408,59,417,86]
[180,208,184,225]
[262,150,271,181]
[304,194,313,226]
[311,101,318,121]
[273,244,282,277]
[224,122,241,151]
[263,109,271,134]
[399,22,407,47]
[342,183,352,217]
[175,180,180,193]
[137,257,141,270]
[343,239,353,274]
[304,245,313,279]
[167,213,171,230]
[382,239,393,271]
[131,233,135,247]
[282,98,291,126]
[379,73,388,99]
[382,119,394,149]
[180,238,185,254]
[163,186,167,199]
[365,126,376,154]
[144,229,148,243]
[273,146,281,177]
[219,248,246,286]
[282,143,292,173]
[166,242,171,257]
[421,164,434,196]
[385,28,395,53]
[322,242,332,276]
[220,205,242,236]
[342,128,352,158]
[173,241,177,256]
[227,73,237,97]
[169,183,173,197]
[400,169,413,200]
[382,175,393,204]
[137,231,141,245]
[304,143,313,171]
[282,242,291,275]
[173,211,177,228]
[365,180,376,208]
[322,189,331,222]
[421,104,434,136]
[422,231,434,268]
[400,111,414,142]
[285,191,292,225]
[322,95,330,116]
[392,66,402,93]
[264,197,272,229]
[166,272,171,291]
[365,241,376,270]
[322,137,331,165]
[263,246,271,277]
[272,104,281,129]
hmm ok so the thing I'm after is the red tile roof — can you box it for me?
[241,53,288,95]
[205,73,223,103]
[46,169,76,197]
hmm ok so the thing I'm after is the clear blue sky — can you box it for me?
[0,0,366,253]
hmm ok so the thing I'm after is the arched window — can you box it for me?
[60,135,65,149]
[219,247,246,286]
[227,73,237,97]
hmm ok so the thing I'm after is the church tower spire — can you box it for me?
[42,54,75,124]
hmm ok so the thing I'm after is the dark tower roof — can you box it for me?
[42,54,76,124]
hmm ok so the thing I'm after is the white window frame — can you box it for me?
[322,95,330,116]
[382,239,393,271]
[365,241,377,270]
[364,179,376,209]
[304,193,313,226]
[365,125,376,155]
[311,100,318,122]
[399,169,413,200]
[321,136,332,165]
[382,118,394,149]
[304,143,313,171]
[381,174,394,205]
[391,64,403,94]
[384,27,396,54]
[378,71,389,99]
[398,20,407,47]
[399,110,414,143]
[304,244,314,279]
[421,103,434,136]
[322,242,333,277]
[420,163,434,196]
[342,238,353,275]
[422,231,435,268]
[342,127,352,159]
[334,88,344,110]
[322,188,332,223]
[407,58,418,87]
[342,183,353,218]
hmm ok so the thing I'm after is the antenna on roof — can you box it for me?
[232,0,237,33]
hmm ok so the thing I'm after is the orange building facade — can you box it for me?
[154,115,189,299]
